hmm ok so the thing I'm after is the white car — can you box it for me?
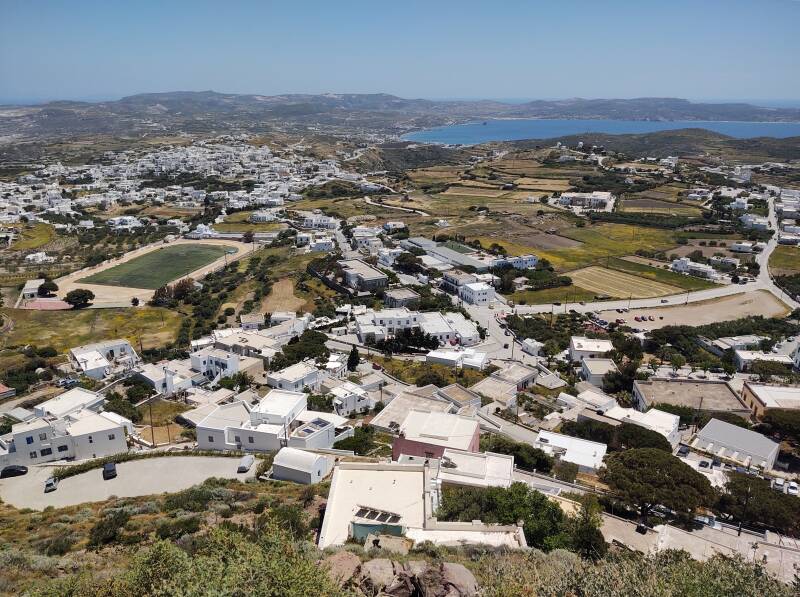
[788,481,799,496]
[773,478,785,492]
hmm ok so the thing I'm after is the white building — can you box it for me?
[458,282,494,305]
[0,410,127,468]
[197,389,352,454]
[581,358,618,387]
[733,350,794,372]
[69,339,140,380]
[330,381,374,417]
[534,430,607,473]
[603,406,681,448]
[266,360,325,392]
[692,418,779,470]
[272,447,332,484]
[671,257,720,281]
[569,336,614,362]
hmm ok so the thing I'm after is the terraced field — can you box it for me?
[568,266,681,298]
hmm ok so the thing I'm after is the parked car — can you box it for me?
[44,477,59,493]
[773,478,785,492]
[677,445,690,457]
[237,454,255,473]
[102,462,117,480]
[372,363,382,370]
[660,299,668,304]
[699,461,710,469]
[0,465,28,478]
[788,481,799,496]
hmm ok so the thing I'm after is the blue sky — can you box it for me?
[1,0,799,104]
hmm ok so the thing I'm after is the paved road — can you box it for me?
[0,456,254,510]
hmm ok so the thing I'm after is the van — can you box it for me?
[102,462,117,480]
[237,454,255,473]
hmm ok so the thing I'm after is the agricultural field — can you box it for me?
[477,223,678,272]
[7,222,55,251]
[510,285,597,305]
[608,257,718,291]
[567,266,682,298]
[80,243,232,289]
[0,306,183,352]
[620,198,703,216]
[769,245,800,275]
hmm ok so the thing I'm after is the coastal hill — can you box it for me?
[1,91,799,144]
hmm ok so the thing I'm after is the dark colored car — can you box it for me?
[102,462,117,480]
[0,465,28,478]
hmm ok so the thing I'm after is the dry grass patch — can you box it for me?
[262,278,306,312]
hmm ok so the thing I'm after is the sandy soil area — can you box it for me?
[597,290,789,329]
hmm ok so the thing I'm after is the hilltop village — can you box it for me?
[2,131,800,594]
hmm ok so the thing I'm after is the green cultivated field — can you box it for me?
[80,244,231,289]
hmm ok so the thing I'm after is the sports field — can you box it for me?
[80,244,231,289]
[568,266,682,298]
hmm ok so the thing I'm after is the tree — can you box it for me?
[64,288,95,309]
[717,472,800,536]
[104,394,142,423]
[436,482,569,550]
[242,230,255,244]
[415,370,445,387]
[172,278,195,301]
[722,361,737,377]
[670,353,686,374]
[751,359,792,382]
[333,425,375,455]
[567,494,608,561]
[602,448,715,524]
[150,284,174,307]
[37,279,58,297]
[347,346,359,372]
[759,409,800,444]
[480,434,553,473]
[602,360,640,394]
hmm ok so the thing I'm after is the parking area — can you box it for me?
[0,456,256,510]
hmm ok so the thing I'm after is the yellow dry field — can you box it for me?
[262,278,305,312]
[441,186,507,197]
[568,266,682,298]
[513,177,572,191]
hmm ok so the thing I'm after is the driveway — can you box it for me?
[0,456,255,510]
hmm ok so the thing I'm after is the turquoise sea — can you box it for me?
[402,119,800,145]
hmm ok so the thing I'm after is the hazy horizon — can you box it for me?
[2,1,799,104]
[2,91,800,109]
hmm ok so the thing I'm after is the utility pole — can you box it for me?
[149,398,156,447]
[737,481,752,537]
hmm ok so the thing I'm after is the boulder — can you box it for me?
[416,563,479,597]
[359,558,397,593]
[441,563,478,596]
[324,551,361,587]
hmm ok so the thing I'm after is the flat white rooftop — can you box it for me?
[399,410,478,451]
[318,463,425,548]
[252,389,306,418]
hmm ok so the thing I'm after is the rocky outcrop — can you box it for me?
[322,554,479,596]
